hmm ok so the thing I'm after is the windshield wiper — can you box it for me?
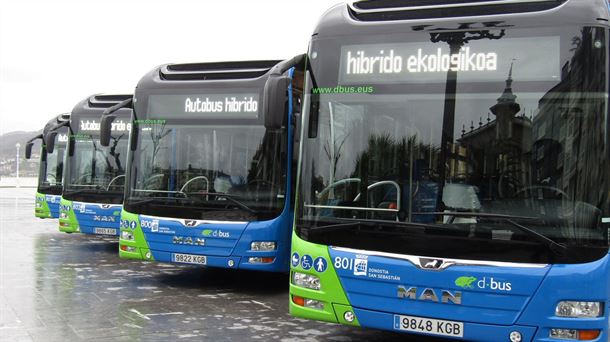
[305,217,454,235]
[309,221,363,233]
[127,192,260,215]
[202,192,259,215]
[64,187,104,196]
[125,196,240,212]
[422,211,567,254]
[127,196,188,207]
[415,211,539,221]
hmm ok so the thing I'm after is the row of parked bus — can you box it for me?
[25,1,610,341]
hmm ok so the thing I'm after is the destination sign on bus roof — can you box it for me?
[79,119,131,133]
[338,36,560,84]
[57,133,69,143]
[148,93,260,119]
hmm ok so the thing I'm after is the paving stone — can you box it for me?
[0,188,443,341]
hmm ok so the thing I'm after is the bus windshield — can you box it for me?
[124,119,287,221]
[64,132,128,199]
[38,132,67,194]
[297,25,609,264]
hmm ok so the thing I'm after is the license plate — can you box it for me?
[94,228,117,235]
[172,253,207,265]
[394,314,464,338]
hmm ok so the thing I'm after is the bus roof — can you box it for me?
[313,0,610,37]
[71,94,132,119]
[135,58,303,91]
[27,113,70,145]
[43,113,70,136]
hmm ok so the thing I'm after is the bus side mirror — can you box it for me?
[264,76,291,130]
[25,142,34,159]
[307,94,320,138]
[46,131,58,154]
[100,97,132,146]
[100,114,116,147]
[130,124,139,151]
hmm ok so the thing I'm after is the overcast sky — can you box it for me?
[0,0,339,134]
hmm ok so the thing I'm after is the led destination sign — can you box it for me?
[148,94,260,119]
[79,119,131,133]
[338,36,560,84]
[57,133,68,143]
[346,47,497,74]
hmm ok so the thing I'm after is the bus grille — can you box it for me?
[160,60,282,81]
[88,94,132,108]
[348,0,567,21]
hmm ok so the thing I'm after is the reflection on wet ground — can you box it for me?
[0,188,441,341]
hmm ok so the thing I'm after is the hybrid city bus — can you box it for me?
[50,94,132,236]
[25,113,70,219]
[289,1,610,341]
[103,58,303,272]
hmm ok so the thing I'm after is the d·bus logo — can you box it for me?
[455,276,512,292]
[202,229,230,238]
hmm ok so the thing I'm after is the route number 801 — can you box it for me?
[334,257,354,270]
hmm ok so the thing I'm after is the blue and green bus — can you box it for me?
[290,1,610,341]
[49,94,132,236]
[103,57,304,272]
[25,113,70,219]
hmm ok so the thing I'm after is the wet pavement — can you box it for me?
[0,187,442,341]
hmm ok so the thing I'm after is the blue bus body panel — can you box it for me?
[139,210,294,272]
[327,248,610,341]
[72,201,122,236]
[140,216,245,256]
[46,194,62,218]
[520,254,610,341]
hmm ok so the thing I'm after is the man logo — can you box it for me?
[93,215,116,222]
[172,236,205,246]
[184,220,198,227]
[397,286,462,305]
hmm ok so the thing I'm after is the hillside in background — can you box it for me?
[0,130,42,176]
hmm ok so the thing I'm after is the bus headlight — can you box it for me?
[121,230,134,241]
[59,212,68,219]
[250,241,276,251]
[35,202,43,208]
[292,272,320,291]
[556,301,602,318]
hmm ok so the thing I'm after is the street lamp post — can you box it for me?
[15,143,20,188]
